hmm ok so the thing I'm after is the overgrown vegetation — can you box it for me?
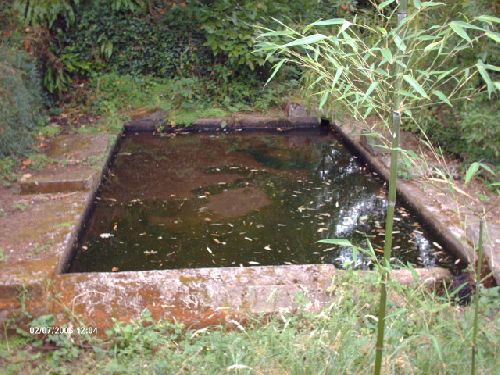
[2,0,497,162]
[0,46,46,158]
[1,272,498,374]
[258,0,499,163]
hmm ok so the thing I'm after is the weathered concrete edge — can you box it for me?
[330,121,475,268]
[20,177,93,195]
[124,115,322,133]
[52,265,451,330]
[55,132,123,274]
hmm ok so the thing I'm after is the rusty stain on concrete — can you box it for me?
[50,265,451,334]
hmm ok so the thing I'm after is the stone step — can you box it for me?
[20,167,96,194]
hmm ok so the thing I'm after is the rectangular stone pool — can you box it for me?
[67,130,456,273]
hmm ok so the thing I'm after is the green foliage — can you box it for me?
[37,123,61,137]
[13,0,150,28]
[422,94,499,162]
[0,157,18,186]
[55,3,209,80]
[88,72,298,128]
[13,0,80,28]
[22,0,336,94]
[258,1,499,164]
[0,0,19,33]
[198,0,337,72]
[0,45,46,158]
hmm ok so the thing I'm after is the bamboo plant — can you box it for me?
[257,0,498,373]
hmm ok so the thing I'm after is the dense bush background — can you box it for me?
[0,46,46,158]
[1,0,498,163]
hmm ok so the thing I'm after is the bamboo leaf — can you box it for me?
[403,75,429,98]
[380,48,393,63]
[282,34,328,48]
[339,20,352,34]
[424,41,442,52]
[393,34,407,51]
[364,82,379,100]
[375,68,390,78]
[266,59,287,84]
[418,2,445,8]
[482,63,500,72]
[378,0,396,10]
[331,67,344,90]
[319,90,329,110]
[449,21,472,42]
[258,30,294,38]
[475,15,500,24]
[476,62,495,97]
[308,18,345,27]
[465,162,481,184]
[318,239,353,247]
[485,31,500,43]
[432,90,452,107]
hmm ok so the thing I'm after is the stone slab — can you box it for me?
[331,119,500,285]
[124,110,167,132]
[47,134,110,163]
[19,167,96,194]
[124,111,322,133]
[52,265,451,332]
[0,133,119,324]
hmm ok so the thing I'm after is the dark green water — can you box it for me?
[68,131,456,273]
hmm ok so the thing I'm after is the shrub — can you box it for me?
[54,3,211,80]
[0,46,46,158]
[422,94,500,163]
[23,0,338,94]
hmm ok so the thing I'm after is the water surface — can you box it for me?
[69,131,455,272]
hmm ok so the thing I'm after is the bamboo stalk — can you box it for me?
[374,1,407,374]
[471,217,484,375]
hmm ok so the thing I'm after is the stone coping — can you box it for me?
[51,265,451,333]
[331,119,498,285]
[3,109,491,329]
[124,112,322,133]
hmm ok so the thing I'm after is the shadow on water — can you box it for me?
[69,131,457,273]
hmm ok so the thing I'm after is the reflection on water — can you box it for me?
[69,131,456,272]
